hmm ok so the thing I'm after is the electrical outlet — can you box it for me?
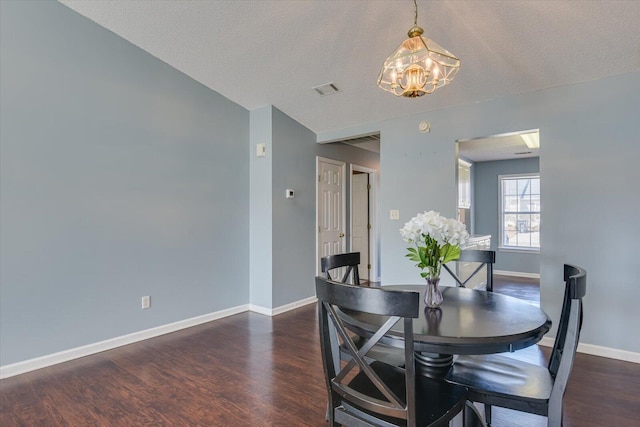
[390,209,400,220]
[141,296,151,309]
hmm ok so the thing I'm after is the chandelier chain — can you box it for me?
[414,0,418,26]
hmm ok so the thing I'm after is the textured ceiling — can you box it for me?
[59,0,640,135]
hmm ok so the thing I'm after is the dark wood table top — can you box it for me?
[341,285,552,355]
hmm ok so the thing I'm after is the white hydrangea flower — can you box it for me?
[400,210,470,278]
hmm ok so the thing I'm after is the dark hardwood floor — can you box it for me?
[492,274,540,306]
[2,278,639,426]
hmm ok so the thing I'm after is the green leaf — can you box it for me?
[406,252,421,262]
[441,244,461,264]
[418,247,429,265]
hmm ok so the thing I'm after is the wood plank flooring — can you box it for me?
[2,278,639,426]
[492,274,541,306]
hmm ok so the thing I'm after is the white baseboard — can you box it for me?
[0,304,249,379]
[250,296,317,317]
[0,295,319,379]
[494,270,540,279]
[539,336,640,364]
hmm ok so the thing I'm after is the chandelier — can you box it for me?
[377,0,460,97]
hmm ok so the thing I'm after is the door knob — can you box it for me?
[339,232,345,238]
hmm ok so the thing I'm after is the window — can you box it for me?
[499,174,540,251]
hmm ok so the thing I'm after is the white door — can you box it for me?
[351,172,369,282]
[317,157,346,275]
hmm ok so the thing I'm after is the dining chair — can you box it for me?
[445,264,587,427]
[321,252,361,285]
[442,249,496,291]
[316,276,468,427]
[321,252,405,367]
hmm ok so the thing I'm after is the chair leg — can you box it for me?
[484,404,492,426]
[463,401,486,427]
[548,399,563,427]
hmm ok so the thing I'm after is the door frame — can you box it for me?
[316,156,347,275]
[349,164,379,282]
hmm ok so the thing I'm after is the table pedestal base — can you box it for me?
[415,352,454,379]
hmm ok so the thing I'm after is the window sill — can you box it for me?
[498,247,540,254]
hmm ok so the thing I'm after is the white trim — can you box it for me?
[498,247,540,254]
[349,163,379,282]
[494,270,540,279]
[250,296,317,317]
[0,296,319,379]
[249,304,273,316]
[458,158,472,168]
[538,337,640,364]
[0,304,250,379]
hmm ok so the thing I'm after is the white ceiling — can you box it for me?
[59,0,640,136]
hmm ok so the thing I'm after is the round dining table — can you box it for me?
[340,285,552,378]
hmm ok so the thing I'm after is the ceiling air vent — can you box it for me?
[313,82,340,96]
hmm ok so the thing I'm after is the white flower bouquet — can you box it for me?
[400,210,469,281]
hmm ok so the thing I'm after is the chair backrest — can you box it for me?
[548,264,587,376]
[547,264,587,421]
[442,249,496,291]
[315,276,419,426]
[320,252,361,285]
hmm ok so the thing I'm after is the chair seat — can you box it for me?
[446,353,553,404]
[340,335,406,367]
[337,361,467,427]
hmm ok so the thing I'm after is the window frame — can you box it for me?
[498,173,540,253]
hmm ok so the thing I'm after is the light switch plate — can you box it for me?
[390,209,400,220]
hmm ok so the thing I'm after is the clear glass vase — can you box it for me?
[424,276,443,308]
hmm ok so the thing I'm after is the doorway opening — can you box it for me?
[350,164,378,283]
[455,129,541,304]
[315,134,380,283]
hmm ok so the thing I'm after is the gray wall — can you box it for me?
[538,74,639,352]
[271,107,379,307]
[0,1,250,365]
[358,71,639,354]
[249,107,273,309]
[473,158,540,274]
